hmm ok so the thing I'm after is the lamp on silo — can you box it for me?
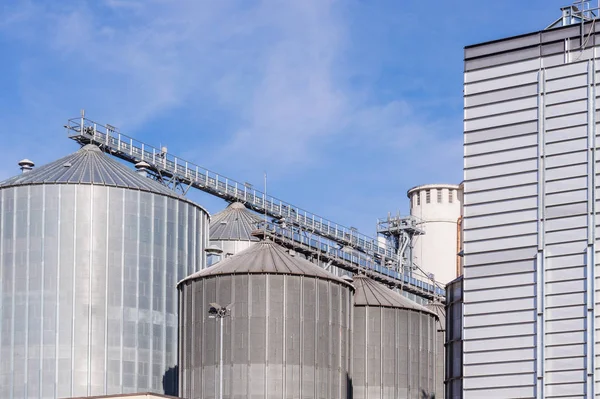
[208,302,232,399]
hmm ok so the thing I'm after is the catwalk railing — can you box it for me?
[252,223,444,300]
[66,115,444,298]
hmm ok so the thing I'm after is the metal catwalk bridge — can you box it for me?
[65,114,444,300]
[252,223,442,299]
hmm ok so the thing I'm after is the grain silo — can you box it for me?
[0,144,209,398]
[178,240,354,399]
[352,275,439,399]
[208,201,262,257]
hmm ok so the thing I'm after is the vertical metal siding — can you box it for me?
[178,274,353,399]
[352,305,438,399]
[0,184,208,398]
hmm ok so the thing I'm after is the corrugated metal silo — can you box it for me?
[0,144,209,398]
[178,240,354,399]
[352,275,439,399]
[209,202,262,257]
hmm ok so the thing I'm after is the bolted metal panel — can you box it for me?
[0,180,208,399]
[178,250,354,399]
[352,276,439,399]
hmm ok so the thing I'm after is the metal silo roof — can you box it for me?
[0,144,190,201]
[179,240,354,288]
[427,301,446,330]
[209,202,262,241]
[352,275,436,315]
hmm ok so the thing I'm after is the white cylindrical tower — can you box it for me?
[407,183,462,286]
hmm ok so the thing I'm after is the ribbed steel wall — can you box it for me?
[0,184,208,398]
[463,21,600,398]
[352,306,437,399]
[178,274,354,399]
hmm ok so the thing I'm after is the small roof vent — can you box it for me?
[135,161,151,177]
[18,159,34,174]
[205,245,224,255]
[135,161,150,169]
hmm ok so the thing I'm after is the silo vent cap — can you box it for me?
[205,245,224,255]
[135,161,151,170]
[18,159,34,173]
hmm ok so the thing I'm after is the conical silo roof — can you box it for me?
[352,275,436,315]
[209,202,263,241]
[0,144,193,202]
[179,240,354,288]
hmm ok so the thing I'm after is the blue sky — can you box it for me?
[0,0,571,235]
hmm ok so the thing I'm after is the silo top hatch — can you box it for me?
[353,275,436,316]
[210,202,262,241]
[179,240,354,288]
[0,144,202,206]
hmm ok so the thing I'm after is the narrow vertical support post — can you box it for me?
[536,66,546,399]
[219,316,224,399]
[80,109,85,134]
[586,58,596,397]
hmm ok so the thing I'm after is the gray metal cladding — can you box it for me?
[209,202,263,257]
[0,152,209,398]
[0,144,187,201]
[463,20,600,398]
[178,242,354,399]
[209,202,262,242]
[351,276,439,399]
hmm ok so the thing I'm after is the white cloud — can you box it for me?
[0,0,463,218]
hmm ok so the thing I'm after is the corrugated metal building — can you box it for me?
[178,240,354,399]
[0,144,209,398]
[462,9,600,398]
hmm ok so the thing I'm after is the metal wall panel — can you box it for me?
[465,46,541,71]
[465,84,538,107]
[464,58,540,83]
[465,109,538,131]
[465,171,538,193]
[464,209,538,229]
[0,184,208,399]
[464,133,538,156]
[463,25,600,397]
[352,304,438,399]
[466,97,538,119]
[464,147,538,169]
[465,71,539,96]
[464,121,538,144]
[178,274,353,399]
